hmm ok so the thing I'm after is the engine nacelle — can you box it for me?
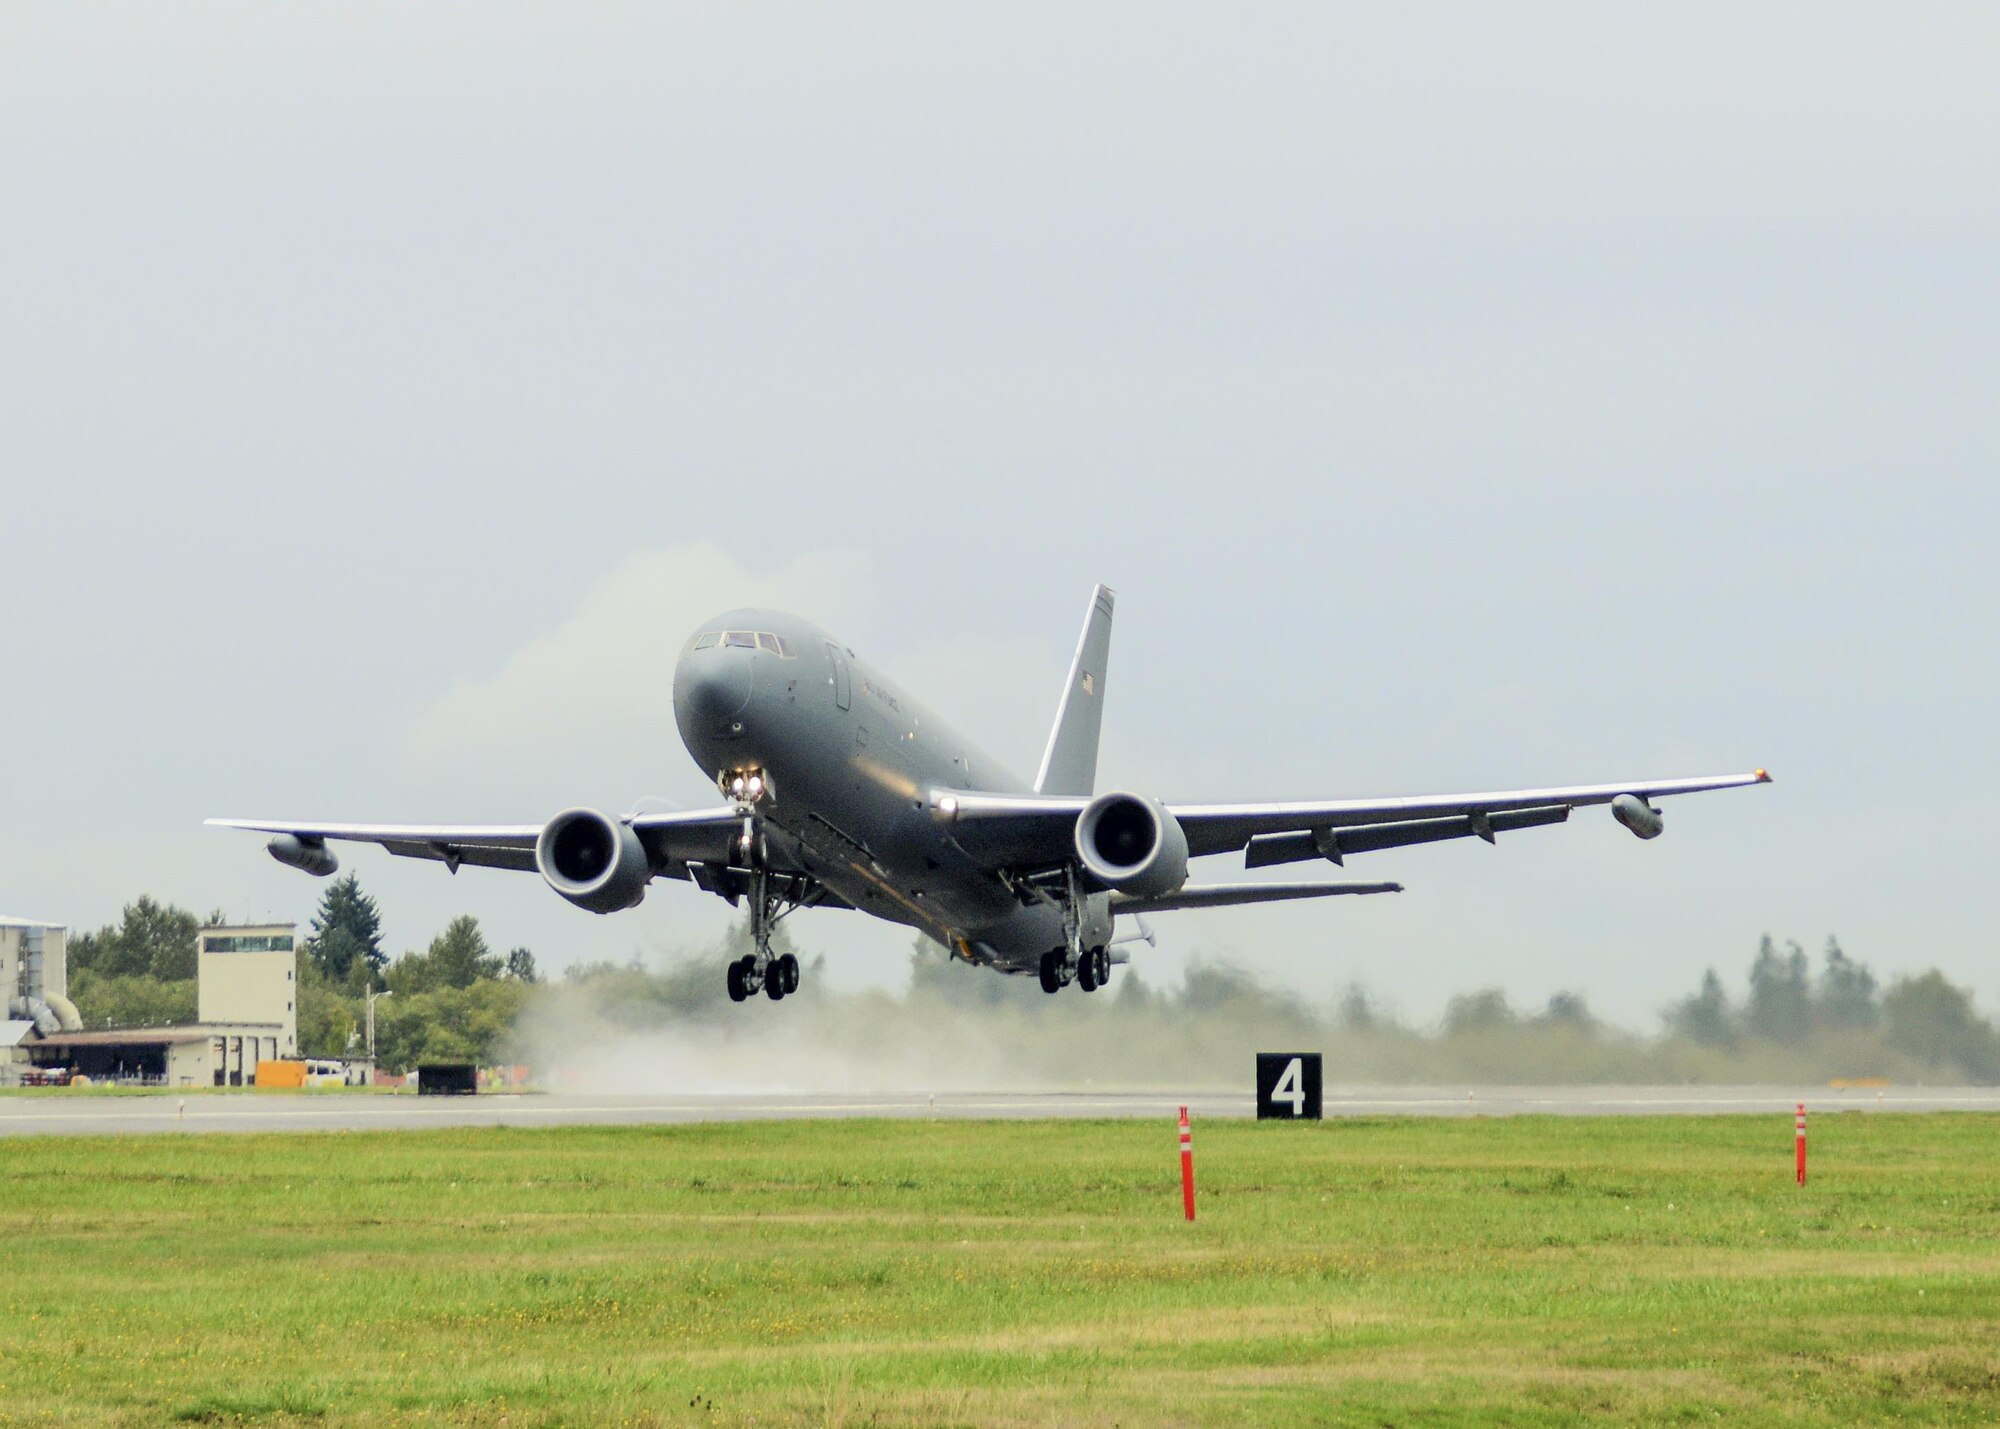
[268,834,338,878]
[1075,791,1189,898]
[536,807,651,914]
[1610,793,1664,840]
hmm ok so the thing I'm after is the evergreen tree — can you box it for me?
[503,947,540,983]
[1816,935,1879,1030]
[423,915,501,989]
[1667,968,1735,1047]
[1336,982,1380,1032]
[1443,988,1515,1035]
[305,874,386,983]
[1746,935,1812,1042]
[1882,971,2000,1081]
[1540,990,1594,1029]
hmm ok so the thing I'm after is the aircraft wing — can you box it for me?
[931,769,1771,871]
[205,806,747,877]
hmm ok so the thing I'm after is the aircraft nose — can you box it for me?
[674,647,757,736]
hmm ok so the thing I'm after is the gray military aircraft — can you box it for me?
[212,586,1770,1002]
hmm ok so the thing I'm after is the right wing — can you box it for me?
[206,806,747,878]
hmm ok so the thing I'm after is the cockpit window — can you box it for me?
[695,630,797,656]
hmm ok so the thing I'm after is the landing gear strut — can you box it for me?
[1024,862,1111,995]
[724,861,806,1004]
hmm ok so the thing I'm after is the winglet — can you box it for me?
[1034,584,1115,796]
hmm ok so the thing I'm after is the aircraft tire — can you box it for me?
[778,953,800,993]
[1077,955,1098,993]
[1038,951,1062,995]
[765,965,786,1001]
[726,961,748,1003]
[1092,947,1111,988]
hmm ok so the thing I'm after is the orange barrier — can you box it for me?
[255,1059,307,1089]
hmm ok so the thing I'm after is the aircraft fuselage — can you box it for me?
[672,608,1111,971]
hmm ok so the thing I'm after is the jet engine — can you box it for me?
[1074,791,1189,897]
[536,807,651,914]
[268,833,338,878]
[1610,793,1664,840]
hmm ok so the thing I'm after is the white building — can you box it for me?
[22,921,299,1087]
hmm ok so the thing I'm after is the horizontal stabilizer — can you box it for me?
[1111,880,1402,914]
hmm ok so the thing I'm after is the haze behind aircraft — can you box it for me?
[213,587,1770,1002]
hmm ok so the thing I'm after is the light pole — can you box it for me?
[365,988,392,1083]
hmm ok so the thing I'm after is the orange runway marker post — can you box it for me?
[1178,1104,1196,1222]
[1795,1102,1807,1186]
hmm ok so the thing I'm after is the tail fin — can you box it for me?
[1034,584,1115,795]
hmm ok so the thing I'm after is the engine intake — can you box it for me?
[536,807,651,914]
[1075,791,1189,897]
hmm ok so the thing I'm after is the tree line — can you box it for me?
[61,877,2000,1084]
[538,926,2000,1087]
[65,878,539,1071]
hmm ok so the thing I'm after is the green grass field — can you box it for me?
[2,1114,1997,1426]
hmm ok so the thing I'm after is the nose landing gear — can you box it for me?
[723,860,811,1005]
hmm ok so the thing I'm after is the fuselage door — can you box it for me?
[827,642,852,711]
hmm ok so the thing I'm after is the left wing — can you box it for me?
[931,769,1771,872]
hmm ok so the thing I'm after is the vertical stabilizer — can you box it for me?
[1034,584,1115,796]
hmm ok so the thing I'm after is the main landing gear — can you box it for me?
[1038,944,1111,994]
[727,950,799,1003]
[724,860,806,1004]
[1014,861,1112,995]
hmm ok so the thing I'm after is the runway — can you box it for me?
[3,1085,1996,1136]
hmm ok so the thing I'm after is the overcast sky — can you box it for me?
[3,4,1994,1027]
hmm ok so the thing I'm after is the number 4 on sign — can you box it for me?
[1256,1051,1323,1120]
[1272,1057,1306,1116]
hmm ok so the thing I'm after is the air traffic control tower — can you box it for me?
[197,923,299,1056]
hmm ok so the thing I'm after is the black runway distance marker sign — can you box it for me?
[1255,1052,1323,1120]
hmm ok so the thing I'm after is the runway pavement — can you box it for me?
[3,1085,1997,1136]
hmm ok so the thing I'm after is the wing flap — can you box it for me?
[1112,880,1402,914]
[376,840,541,873]
[1243,804,1570,869]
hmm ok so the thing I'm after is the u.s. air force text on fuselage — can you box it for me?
[212,586,1770,1004]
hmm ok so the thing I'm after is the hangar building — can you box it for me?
[12,921,300,1087]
